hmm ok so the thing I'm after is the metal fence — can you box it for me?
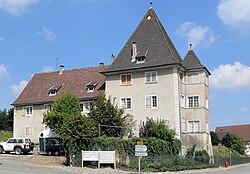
[213,156,250,166]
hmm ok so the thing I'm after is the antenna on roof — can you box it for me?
[150,2,153,9]
[189,43,192,50]
[55,57,60,70]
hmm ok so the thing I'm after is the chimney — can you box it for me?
[99,62,104,67]
[59,65,64,74]
[111,53,115,63]
[132,42,137,62]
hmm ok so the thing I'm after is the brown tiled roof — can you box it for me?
[12,66,107,106]
[215,124,250,142]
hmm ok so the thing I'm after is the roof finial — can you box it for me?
[189,43,192,50]
[150,2,153,9]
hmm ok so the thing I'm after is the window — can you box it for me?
[180,95,185,107]
[145,95,158,108]
[187,72,200,83]
[25,106,33,116]
[44,104,52,113]
[86,82,98,92]
[188,96,199,108]
[25,125,33,136]
[145,71,157,83]
[80,101,93,113]
[180,72,184,82]
[120,74,132,85]
[121,98,132,109]
[49,90,56,96]
[188,121,200,132]
[205,97,209,109]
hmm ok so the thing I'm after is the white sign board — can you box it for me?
[135,145,147,152]
[82,151,99,161]
[135,152,148,157]
[99,151,115,163]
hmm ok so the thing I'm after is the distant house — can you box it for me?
[215,124,250,155]
[12,7,213,156]
[12,65,106,142]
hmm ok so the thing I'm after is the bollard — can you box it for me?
[225,161,228,168]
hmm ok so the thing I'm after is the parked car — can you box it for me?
[0,138,34,155]
[45,138,64,156]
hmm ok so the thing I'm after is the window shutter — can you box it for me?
[127,75,131,84]
[181,119,186,133]
[145,96,151,108]
[22,107,25,116]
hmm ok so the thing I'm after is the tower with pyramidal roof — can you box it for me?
[102,8,213,156]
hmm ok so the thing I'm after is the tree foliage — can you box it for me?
[222,133,246,155]
[88,95,134,137]
[0,108,13,131]
[139,117,176,142]
[210,131,219,146]
[43,93,81,137]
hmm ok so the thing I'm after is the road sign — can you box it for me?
[135,152,148,157]
[135,145,147,152]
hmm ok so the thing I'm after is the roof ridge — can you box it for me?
[35,65,109,75]
[152,9,181,64]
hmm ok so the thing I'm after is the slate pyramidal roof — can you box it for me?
[102,8,210,75]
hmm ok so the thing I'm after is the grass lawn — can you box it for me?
[0,131,13,142]
[213,146,245,158]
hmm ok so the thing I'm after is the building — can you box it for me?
[12,8,212,155]
[12,65,106,142]
[216,124,250,155]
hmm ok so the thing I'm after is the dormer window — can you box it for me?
[136,56,145,64]
[86,82,97,92]
[48,84,62,96]
[49,89,56,96]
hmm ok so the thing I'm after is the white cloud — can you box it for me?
[0,64,8,78]
[210,62,250,89]
[240,107,248,113]
[36,27,56,42]
[0,0,38,16]
[11,80,28,95]
[43,66,54,72]
[217,0,250,34]
[175,22,218,48]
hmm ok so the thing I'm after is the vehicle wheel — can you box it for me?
[54,151,60,156]
[15,148,22,155]
[0,147,3,154]
[47,151,52,156]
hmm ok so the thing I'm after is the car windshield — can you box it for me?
[25,139,31,143]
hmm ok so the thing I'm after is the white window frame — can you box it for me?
[87,86,95,92]
[145,71,157,83]
[205,97,209,109]
[49,90,57,96]
[44,104,52,113]
[120,97,132,110]
[180,94,185,108]
[188,120,200,133]
[188,96,199,108]
[25,106,33,116]
[145,95,158,108]
[80,101,92,114]
[25,125,33,136]
[120,74,132,85]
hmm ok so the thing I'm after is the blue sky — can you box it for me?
[0,0,250,131]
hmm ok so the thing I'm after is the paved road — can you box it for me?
[1,153,250,174]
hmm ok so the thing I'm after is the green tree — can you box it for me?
[139,117,181,154]
[6,108,14,131]
[0,109,7,130]
[43,93,81,137]
[222,133,246,155]
[140,117,176,142]
[88,95,134,137]
[210,131,219,146]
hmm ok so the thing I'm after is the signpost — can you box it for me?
[135,142,148,174]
